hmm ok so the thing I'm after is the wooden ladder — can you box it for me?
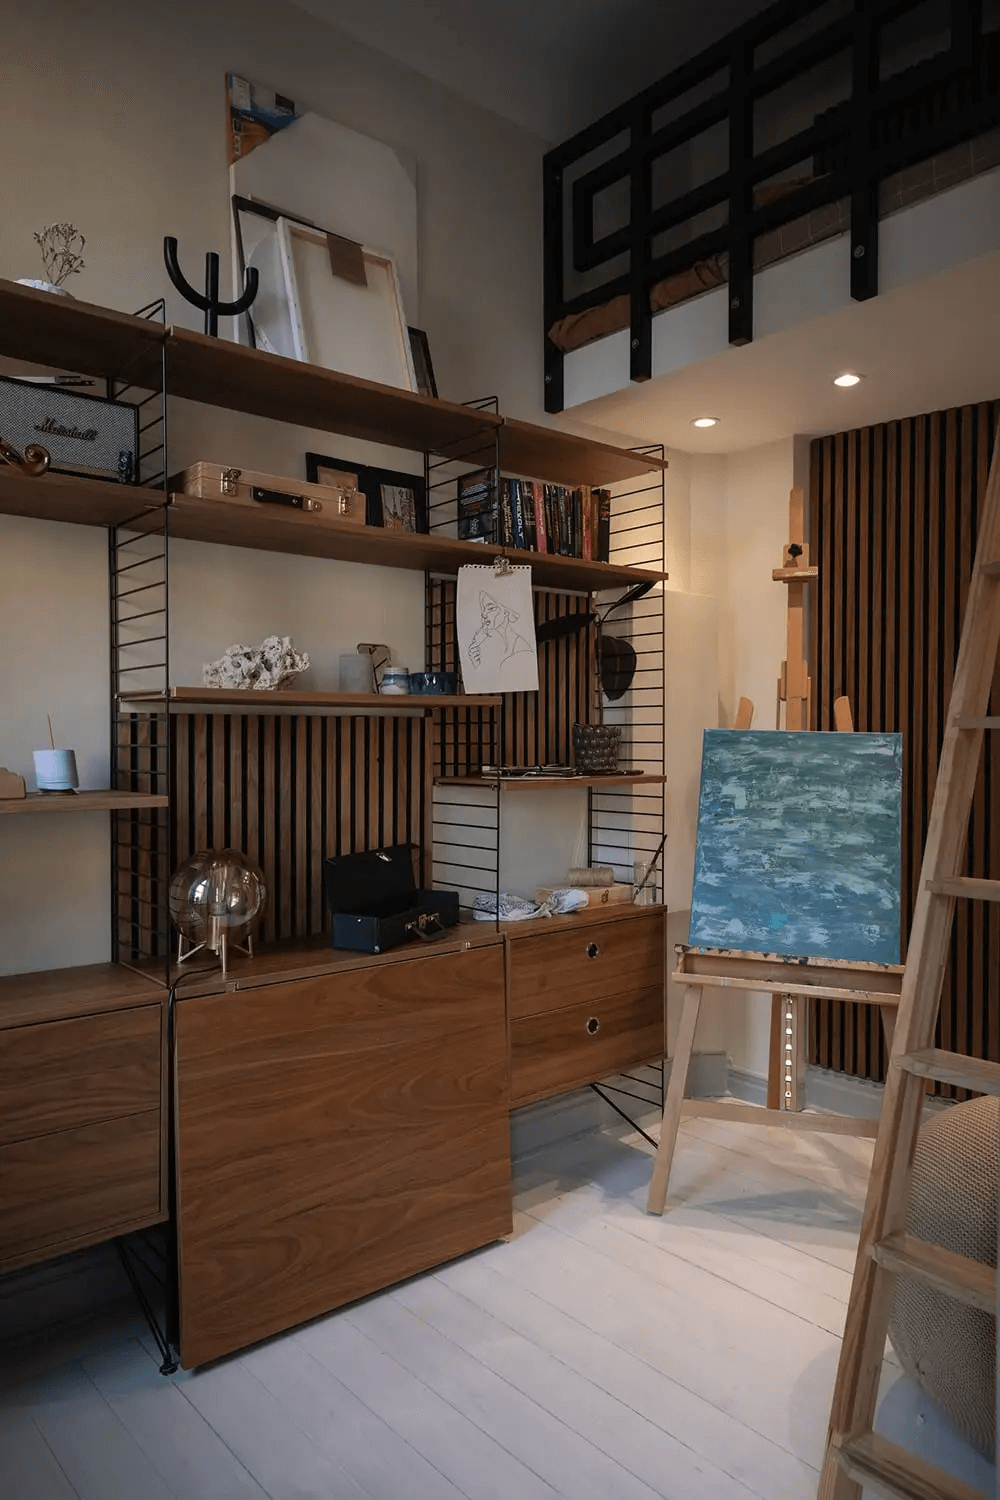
[818,436,1000,1500]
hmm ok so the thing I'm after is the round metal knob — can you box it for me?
[586,1016,601,1035]
[586,942,600,959]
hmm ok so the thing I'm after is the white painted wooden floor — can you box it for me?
[1,1104,993,1499]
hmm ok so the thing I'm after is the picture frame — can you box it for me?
[408,327,438,399]
[306,452,428,533]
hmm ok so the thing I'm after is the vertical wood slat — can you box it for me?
[168,711,435,947]
[809,398,1000,1086]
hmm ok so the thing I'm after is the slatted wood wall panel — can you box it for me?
[170,713,433,946]
[426,580,594,774]
[810,401,1000,1084]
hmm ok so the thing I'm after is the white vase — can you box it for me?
[15,278,74,298]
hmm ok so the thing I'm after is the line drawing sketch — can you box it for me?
[456,566,539,694]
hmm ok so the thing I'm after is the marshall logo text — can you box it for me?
[34,415,98,443]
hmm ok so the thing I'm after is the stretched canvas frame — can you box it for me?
[236,199,417,391]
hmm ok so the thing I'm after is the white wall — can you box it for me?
[0,0,548,975]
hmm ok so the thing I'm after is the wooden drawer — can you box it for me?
[0,1005,161,1146]
[175,943,512,1368]
[510,986,664,1106]
[508,913,664,1018]
[0,1111,162,1270]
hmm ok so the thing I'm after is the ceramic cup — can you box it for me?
[33,748,79,792]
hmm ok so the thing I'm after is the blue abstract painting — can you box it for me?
[689,730,903,963]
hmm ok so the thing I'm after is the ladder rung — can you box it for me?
[835,1430,987,1500]
[927,876,1000,902]
[980,560,1000,576]
[897,1046,1000,1096]
[953,715,1000,729]
[871,1231,995,1312]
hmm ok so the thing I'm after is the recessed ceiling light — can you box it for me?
[692,416,719,428]
[833,372,862,387]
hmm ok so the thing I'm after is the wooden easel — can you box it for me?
[646,490,899,1215]
[647,947,902,1214]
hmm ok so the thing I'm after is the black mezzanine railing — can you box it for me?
[543,0,1000,413]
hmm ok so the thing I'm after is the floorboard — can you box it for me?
[0,1100,989,1500]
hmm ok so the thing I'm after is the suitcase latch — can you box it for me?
[405,912,444,942]
[220,467,242,495]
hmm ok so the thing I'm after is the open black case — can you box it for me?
[324,842,460,954]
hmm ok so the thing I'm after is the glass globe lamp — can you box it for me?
[168,848,267,974]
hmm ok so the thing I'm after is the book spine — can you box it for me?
[581,485,592,560]
[500,478,514,548]
[557,487,569,555]
[521,480,536,552]
[513,480,525,550]
[571,488,582,558]
[595,489,612,562]
[531,482,546,553]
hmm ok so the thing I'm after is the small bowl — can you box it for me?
[408,672,458,696]
[379,668,411,696]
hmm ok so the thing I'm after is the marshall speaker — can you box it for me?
[0,375,140,482]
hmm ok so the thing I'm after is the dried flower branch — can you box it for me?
[33,223,86,287]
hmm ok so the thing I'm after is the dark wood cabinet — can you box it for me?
[0,967,168,1272]
[174,941,511,1368]
[507,909,666,1105]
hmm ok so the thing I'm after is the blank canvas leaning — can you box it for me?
[689,729,903,964]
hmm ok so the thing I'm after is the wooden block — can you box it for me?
[0,767,26,799]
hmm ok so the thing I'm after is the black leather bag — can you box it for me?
[323,842,460,954]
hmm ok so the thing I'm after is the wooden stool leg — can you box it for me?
[647,984,702,1215]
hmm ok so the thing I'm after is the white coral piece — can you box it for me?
[203,635,310,691]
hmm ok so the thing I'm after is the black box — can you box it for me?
[324,842,460,954]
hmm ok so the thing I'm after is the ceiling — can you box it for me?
[568,250,1000,454]
[291,0,771,141]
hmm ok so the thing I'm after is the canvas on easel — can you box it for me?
[690,728,903,965]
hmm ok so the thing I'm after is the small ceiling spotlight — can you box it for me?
[833,372,862,387]
[691,416,720,428]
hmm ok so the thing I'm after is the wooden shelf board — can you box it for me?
[0,283,669,490]
[0,468,166,530]
[119,686,501,713]
[503,904,666,939]
[435,773,667,790]
[169,924,505,998]
[0,279,165,381]
[0,791,169,816]
[0,962,165,1030]
[166,493,666,588]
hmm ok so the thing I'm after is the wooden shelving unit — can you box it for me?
[0,472,665,590]
[435,773,666,790]
[0,791,169,816]
[0,280,668,490]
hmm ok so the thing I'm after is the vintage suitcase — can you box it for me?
[324,842,460,954]
[169,461,366,524]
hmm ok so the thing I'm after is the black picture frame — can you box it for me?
[305,451,429,533]
[407,327,438,399]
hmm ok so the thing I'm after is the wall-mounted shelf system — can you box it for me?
[0,792,170,816]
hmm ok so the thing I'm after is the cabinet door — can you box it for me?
[175,944,510,1368]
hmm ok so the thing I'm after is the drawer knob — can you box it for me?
[586,1016,601,1035]
[586,942,600,959]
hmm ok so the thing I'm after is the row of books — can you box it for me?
[456,472,613,562]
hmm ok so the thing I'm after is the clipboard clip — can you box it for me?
[492,553,515,576]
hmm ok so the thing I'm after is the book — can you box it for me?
[571,489,582,558]
[532,482,548,553]
[457,469,496,542]
[521,480,537,552]
[556,487,570,555]
[595,488,612,562]
[581,485,593,560]
[499,477,514,548]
